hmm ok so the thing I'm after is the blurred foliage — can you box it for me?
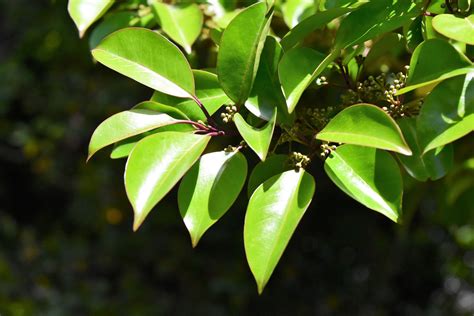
[0,0,473,315]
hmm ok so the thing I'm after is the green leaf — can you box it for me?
[432,14,474,45]
[334,0,421,49]
[125,132,210,231]
[68,0,114,37]
[110,137,140,160]
[398,39,474,94]
[234,111,277,161]
[280,7,352,51]
[217,2,272,104]
[278,47,326,112]
[109,122,194,160]
[92,27,195,98]
[244,169,315,294]
[247,154,290,197]
[417,73,474,154]
[152,3,203,54]
[151,70,230,122]
[246,37,294,125]
[281,0,316,28]
[89,12,140,49]
[178,151,247,247]
[324,144,402,222]
[316,104,412,155]
[404,15,424,53]
[397,117,453,182]
[88,103,187,160]
[133,100,188,118]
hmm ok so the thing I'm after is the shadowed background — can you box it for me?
[1,1,474,315]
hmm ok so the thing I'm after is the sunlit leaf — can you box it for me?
[246,37,293,124]
[432,14,474,45]
[217,3,272,104]
[247,154,290,197]
[281,0,315,29]
[88,102,190,160]
[280,7,352,50]
[68,0,114,37]
[152,3,203,54]
[151,70,230,121]
[125,132,210,231]
[324,144,403,222]
[334,0,420,49]
[92,27,195,98]
[417,73,474,154]
[178,151,247,247]
[398,39,474,94]
[244,169,315,294]
[316,104,412,155]
[278,47,326,112]
[234,111,277,161]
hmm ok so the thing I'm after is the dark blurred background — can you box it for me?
[1,1,474,315]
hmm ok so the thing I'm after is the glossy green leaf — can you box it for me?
[281,0,315,28]
[324,144,402,222]
[334,0,420,49]
[234,111,277,161]
[151,70,230,121]
[316,104,412,155]
[92,27,195,98]
[432,14,474,45]
[244,169,315,294]
[398,39,474,94]
[247,154,290,197]
[278,47,326,112]
[109,122,194,160]
[133,100,188,117]
[110,137,140,160]
[88,103,187,160]
[417,73,474,154]
[68,0,114,37]
[217,3,272,104]
[280,7,352,51]
[125,132,210,231]
[89,12,140,49]
[152,3,203,54]
[178,151,247,247]
[397,117,453,182]
[246,37,293,125]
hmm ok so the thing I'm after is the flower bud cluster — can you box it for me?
[305,106,338,128]
[319,141,340,159]
[224,140,246,153]
[289,152,311,170]
[220,105,237,123]
[341,66,410,118]
[315,76,328,87]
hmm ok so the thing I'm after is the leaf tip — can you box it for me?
[399,146,413,156]
[132,213,144,232]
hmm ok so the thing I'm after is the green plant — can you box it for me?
[68,0,473,293]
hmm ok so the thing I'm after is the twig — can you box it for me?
[191,95,218,128]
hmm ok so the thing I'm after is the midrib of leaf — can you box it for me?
[92,48,193,97]
[318,131,410,155]
[332,152,398,221]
